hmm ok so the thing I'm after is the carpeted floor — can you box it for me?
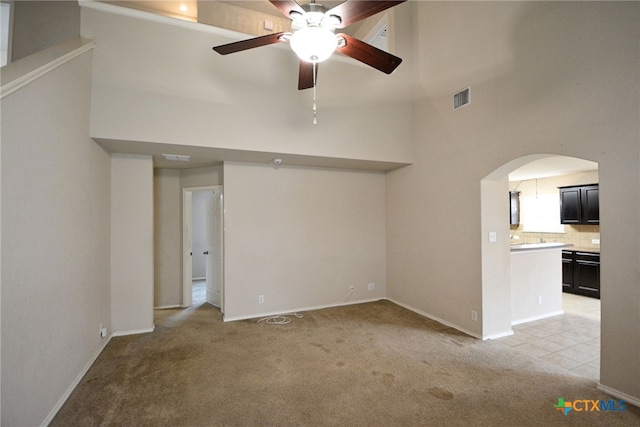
[52,300,640,426]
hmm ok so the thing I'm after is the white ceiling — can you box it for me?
[508,156,598,182]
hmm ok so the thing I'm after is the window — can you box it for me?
[1,2,11,67]
[520,193,565,233]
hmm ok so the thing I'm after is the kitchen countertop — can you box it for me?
[510,243,600,253]
[563,246,600,253]
[510,242,573,252]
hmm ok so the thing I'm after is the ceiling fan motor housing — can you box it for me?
[289,3,341,63]
[212,0,407,89]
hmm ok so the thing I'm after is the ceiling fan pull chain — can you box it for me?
[312,62,318,124]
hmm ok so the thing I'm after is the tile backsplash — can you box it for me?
[510,224,600,250]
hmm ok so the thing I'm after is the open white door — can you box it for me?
[205,189,223,308]
[183,186,224,311]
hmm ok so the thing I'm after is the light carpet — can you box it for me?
[52,300,640,426]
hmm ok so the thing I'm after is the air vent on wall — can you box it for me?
[453,87,470,110]
[365,22,389,51]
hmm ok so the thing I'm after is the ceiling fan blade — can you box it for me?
[336,34,402,74]
[213,32,287,55]
[327,0,407,29]
[269,0,305,18]
[298,61,319,90]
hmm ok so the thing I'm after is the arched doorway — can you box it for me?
[481,154,600,380]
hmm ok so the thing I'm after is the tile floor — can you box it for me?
[496,293,601,381]
[192,280,206,304]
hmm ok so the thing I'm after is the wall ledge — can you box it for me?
[0,38,95,99]
[79,0,260,40]
[78,0,361,68]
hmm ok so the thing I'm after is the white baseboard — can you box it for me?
[155,304,181,310]
[39,324,156,425]
[511,310,564,326]
[112,326,155,337]
[385,297,483,340]
[222,297,384,323]
[597,383,640,409]
[484,329,515,340]
[41,334,113,427]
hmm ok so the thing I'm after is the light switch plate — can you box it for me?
[489,232,497,243]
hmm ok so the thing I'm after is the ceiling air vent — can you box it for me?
[453,87,470,110]
[162,154,191,162]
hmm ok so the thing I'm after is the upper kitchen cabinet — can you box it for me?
[510,191,521,225]
[559,184,599,225]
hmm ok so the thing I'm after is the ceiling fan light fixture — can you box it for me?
[290,27,338,63]
[327,14,342,27]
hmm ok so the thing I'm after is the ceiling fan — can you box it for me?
[212,0,407,90]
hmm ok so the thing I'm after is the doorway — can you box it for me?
[182,186,224,313]
[481,154,601,380]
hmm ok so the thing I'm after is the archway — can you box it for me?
[481,154,600,379]
[481,154,601,333]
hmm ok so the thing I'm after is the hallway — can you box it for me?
[192,280,206,305]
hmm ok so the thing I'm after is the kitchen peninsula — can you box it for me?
[510,242,572,325]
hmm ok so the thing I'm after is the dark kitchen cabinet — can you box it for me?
[562,251,574,292]
[510,191,520,225]
[559,184,599,225]
[562,250,600,299]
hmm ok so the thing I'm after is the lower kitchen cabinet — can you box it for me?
[562,250,600,299]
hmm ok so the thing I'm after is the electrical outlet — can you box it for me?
[99,323,107,338]
[471,310,478,322]
[538,296,543,305]
[349,285,354,293]
[368,283,375,291]
[258,295,264,304]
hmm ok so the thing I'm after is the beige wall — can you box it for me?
[197,1,291,36]
[1,48,111,426]
[111,154,154,334]
[154,168,182,307]
[223,162,386,321]
[387,1,639,401]
[11,0,80,62]
[180,165,223,188]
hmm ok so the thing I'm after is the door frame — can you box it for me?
[182,185,224,312]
